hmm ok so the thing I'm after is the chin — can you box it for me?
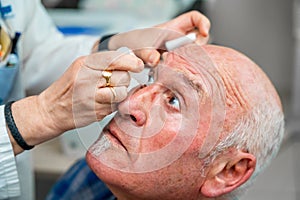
[85,151,122,185]
[85,151,92,163]
[85,151,105,177]
[85,151,97,173]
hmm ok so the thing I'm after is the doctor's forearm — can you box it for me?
[6,96,58,155]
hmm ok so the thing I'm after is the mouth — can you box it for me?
[104,126,128,152]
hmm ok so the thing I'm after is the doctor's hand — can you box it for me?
[9,51,143,154]
[105,11,210,66]
[155,10,210,45]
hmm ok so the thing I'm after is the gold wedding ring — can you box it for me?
[102,70,112,87]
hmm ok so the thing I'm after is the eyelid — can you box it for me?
[156,70,187,109]
[164,90,182,112]
[149,66,187,109]
[164,84,186,108]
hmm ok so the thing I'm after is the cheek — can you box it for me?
[142,155,205,198]
[139,116,183,152]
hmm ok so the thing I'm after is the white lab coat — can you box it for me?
[0,0,98,199]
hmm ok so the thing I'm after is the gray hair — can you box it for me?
[201,101,285,200]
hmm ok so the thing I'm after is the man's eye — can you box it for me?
[168,95,180,110]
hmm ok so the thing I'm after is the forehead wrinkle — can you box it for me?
[203,45,259,112]
[220,66,249,110]
[163,52,210,98]
[164,52,220,96]
[163,51,194,73]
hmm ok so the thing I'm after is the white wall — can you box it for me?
[205,0,294,98]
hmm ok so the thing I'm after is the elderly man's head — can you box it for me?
[86,44,284,200]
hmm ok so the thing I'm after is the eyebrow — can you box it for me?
[159,55,208,97]
[161,66,204,108]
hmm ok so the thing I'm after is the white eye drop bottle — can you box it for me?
[165,32,197,51]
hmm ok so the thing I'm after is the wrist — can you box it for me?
[6,96,49,154]
[98,33,117,51]
[5,101,35,152]
[11,96,59,147]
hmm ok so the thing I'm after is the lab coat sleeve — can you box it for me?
[0,105,20,199]
[20,0,99,95]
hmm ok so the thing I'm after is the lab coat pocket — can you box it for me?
[0,56,19,104]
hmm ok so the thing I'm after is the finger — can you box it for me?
[85,51,144,72]
[195,34,210,45]
[95,103,118,120]
[98,71,130,88]
[178,11,210,37]
[95,86,128,103]
[133,49,161,67]
[157,11,210,37]
[186,29,209,45]
[188,11,211,37]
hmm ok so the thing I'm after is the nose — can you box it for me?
[118,84,161,126]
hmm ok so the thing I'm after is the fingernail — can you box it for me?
[149,52,160,66]
[137,59,144,71]
[204,22,210,36]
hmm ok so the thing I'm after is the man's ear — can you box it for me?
[200,150,256,198]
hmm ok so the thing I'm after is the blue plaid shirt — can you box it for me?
[46,158,116,200]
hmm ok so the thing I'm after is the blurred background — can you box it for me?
[33,0,299,199]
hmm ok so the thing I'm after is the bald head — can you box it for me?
[166,44,281,108]
[190,45,284,199]
[202,45,281,109]
[202,45,283,137]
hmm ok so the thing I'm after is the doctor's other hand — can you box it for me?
[9,51,143,154]
[155,10,210,45]
[105,10,210,66]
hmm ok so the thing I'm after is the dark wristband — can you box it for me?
[98,33,116,51]
[4,101,34,150]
